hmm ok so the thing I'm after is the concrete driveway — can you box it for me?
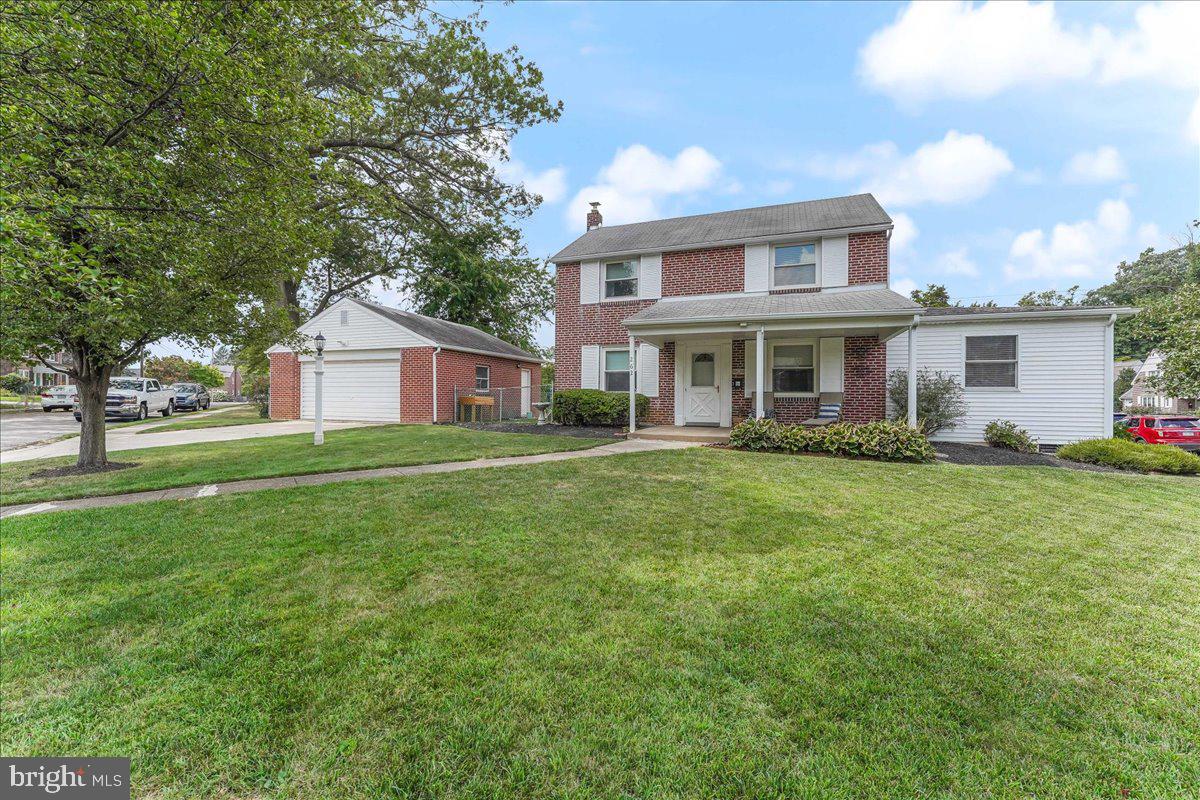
[0,418,371,464]
[0,410,80,452]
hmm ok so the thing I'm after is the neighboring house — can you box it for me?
[0,351,72,387]
[551,194,1134,445]
[1114,359,1143,381]
[1121,350,1198,413]
[215,364,243,398]
[266,297,541,423]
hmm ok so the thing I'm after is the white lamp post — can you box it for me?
[313,331,326,446]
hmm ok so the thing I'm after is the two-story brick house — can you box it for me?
[552,194,1135,445]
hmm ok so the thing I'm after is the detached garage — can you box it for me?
[267,297,542,424]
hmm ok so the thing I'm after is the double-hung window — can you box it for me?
[603,348,635,392]
[772,344,815,394]
[964,335,1018,388]
[604,259,638,299]
[773,243,817,288]
[475,366,490,391]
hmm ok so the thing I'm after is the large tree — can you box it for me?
[1,1,558,467]
[403,228,553,353]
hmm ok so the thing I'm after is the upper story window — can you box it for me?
[475,366,490,391]
[965,335,1018,388]
[772,344,815,394]
[773,243,817,288]
[604,260,638,299]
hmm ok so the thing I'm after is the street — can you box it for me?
[0,409,79,452]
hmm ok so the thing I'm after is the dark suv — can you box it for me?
[171,383,212,412]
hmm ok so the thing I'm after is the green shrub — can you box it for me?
[886,369,968,435]
[730,418,936,463]
[1113,421,1134,441]
[984,419,1039,453]
[245,374,270,418]
[1058,438,1200,475]
[1,373,33,395]
[552,389,648,427]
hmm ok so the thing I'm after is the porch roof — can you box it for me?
[623,287,920,328]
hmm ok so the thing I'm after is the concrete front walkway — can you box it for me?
[0,418,369,464]
[0,438,697,518]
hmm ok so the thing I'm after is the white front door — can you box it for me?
[519,368,532,417]
[684,349,721,425]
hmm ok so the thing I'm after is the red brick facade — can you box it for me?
[554,228,892,426]
[848,232,889,285]
[268,352,300,420]
[842,335,887,423]
[661,245,744,296]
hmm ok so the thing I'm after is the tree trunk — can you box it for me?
[280,278,303,325]
[75,366,112,469]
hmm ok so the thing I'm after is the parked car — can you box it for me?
[40,384,76,411]
[1125,415,1200,451]
[72,377,175,421]
[170,383,211,411]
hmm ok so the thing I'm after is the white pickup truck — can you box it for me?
[72,377,176,421]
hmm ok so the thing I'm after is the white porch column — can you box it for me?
[628,335,637,434]
[906,319,918,428]
[755,326,765,419]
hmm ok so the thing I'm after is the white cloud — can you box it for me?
[483,130,568,205]
[891,212,919,251]
[892,277,919,297]
[859,2,1200,139]
[808,131,1013,207]
[1003,198,1134,281]
[567,144,724,227]
[1062,146,1127,183]
[938,248,980,278]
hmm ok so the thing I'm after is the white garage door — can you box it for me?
[301,357,401,422]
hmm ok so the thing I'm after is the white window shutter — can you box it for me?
[744,340,757,398]
[639,253,662,299]
[744,244,769,293]
[819,337,844,393]
[638,342,659,397]
[580,345,600,389]
[580,262,600,304]
[822,236,849,287]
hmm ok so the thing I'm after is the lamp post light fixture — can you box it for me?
[313,332,326,446]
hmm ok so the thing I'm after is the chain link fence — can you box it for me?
[453,384,554,422]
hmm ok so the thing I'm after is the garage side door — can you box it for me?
[301,358,401,422]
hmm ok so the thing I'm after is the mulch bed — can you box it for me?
[29,462,136,480]
[454,422,626,440]
[933,442,1118,473]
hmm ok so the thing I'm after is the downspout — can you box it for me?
[432,346,441,423]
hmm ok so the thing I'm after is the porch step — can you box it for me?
[629,425,731,444]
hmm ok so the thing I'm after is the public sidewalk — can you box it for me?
[0,438,697,518]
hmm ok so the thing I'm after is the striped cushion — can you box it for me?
[816,404,841,419]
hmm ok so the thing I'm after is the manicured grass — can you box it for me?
[2,449,1197,798]
[136,404,273,434]
[0,425,605,505]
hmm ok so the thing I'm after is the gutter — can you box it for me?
[919,307,1138,324]
[623,307,925,328]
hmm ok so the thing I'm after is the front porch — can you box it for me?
[629,425,733,444]
[618,289,923,433]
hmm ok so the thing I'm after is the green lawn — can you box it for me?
[2,448,1197,798]
[0,425,604,505]
[136,404,272,434]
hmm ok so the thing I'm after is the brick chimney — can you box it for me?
[586,201,603,231]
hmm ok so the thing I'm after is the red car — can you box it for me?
[1125,415,1200,450]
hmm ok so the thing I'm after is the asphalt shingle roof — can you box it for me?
[551,193,891,262]
[623,288,919,325]
[351,299,539,361]
[921,305,1126,317]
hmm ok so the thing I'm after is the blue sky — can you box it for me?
[464,0,1198,349]
[158,1,1198,359]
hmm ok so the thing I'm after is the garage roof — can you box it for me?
[352,299,539,361]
